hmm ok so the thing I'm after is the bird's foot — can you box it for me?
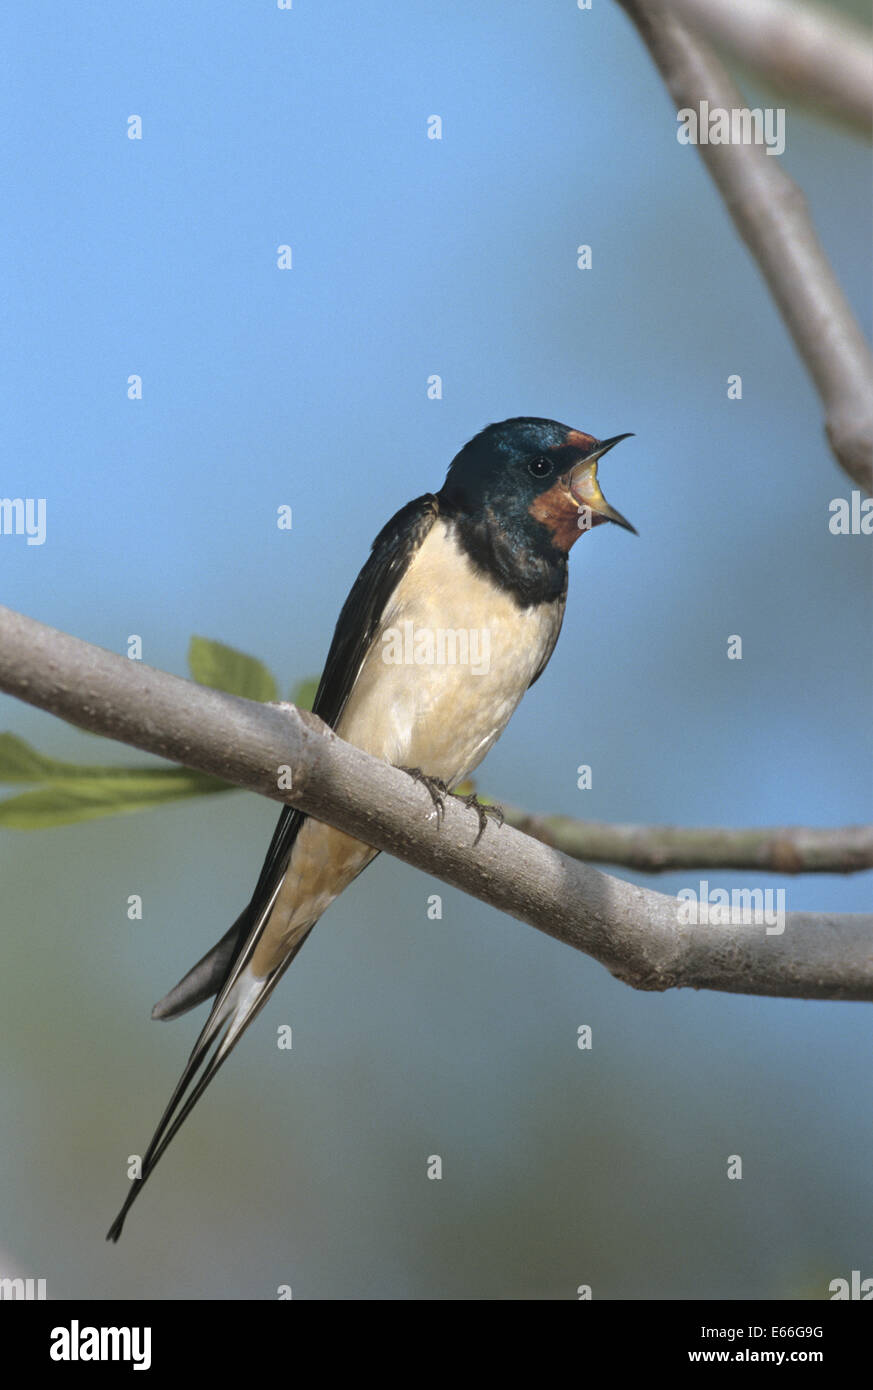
[401,769,503,843]
[455,790,504,844]
[401,767,450,821]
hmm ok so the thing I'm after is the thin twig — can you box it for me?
[616,0,873,492]
[500,806,873,874]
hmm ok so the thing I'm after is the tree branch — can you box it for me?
[616,0,873,492]
[657,0,873,130]
[0,604,870,1001]
[499,806,873,875]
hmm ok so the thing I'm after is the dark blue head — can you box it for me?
[439,417,635,552]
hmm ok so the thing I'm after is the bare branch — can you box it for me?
[616,0,873,492]
[658,0,873,130]
[0,604,870,1001]
[499,806,873,875]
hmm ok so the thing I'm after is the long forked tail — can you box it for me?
[106,890,313,1243]
[149,911,251,1022]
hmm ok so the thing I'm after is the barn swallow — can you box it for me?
[107,416,634,1240]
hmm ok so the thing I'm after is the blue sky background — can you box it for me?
[1,1,870,1299]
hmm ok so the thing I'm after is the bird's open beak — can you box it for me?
[564,434,637,535]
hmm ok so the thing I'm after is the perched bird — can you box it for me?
[107,416,634,1240]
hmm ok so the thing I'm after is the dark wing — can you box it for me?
[151,493,440,1020]
[240,492,439,914]
[311,493,440,725]
[106,494,444,1238]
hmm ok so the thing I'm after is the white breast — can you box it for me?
[336,517,564,785]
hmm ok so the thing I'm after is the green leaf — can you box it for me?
[1,637,304,829]
[0,770,231,829]
[0,733,229,788]
[0,733,147,784]
[289,675,320,712]
[188,636,279,702]
[0,733,69,782]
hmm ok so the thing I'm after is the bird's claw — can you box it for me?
[401,768,503,843]
[401,767,450,820]
[458,791,504,844]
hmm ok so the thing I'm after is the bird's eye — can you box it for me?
[527,456,553,478]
